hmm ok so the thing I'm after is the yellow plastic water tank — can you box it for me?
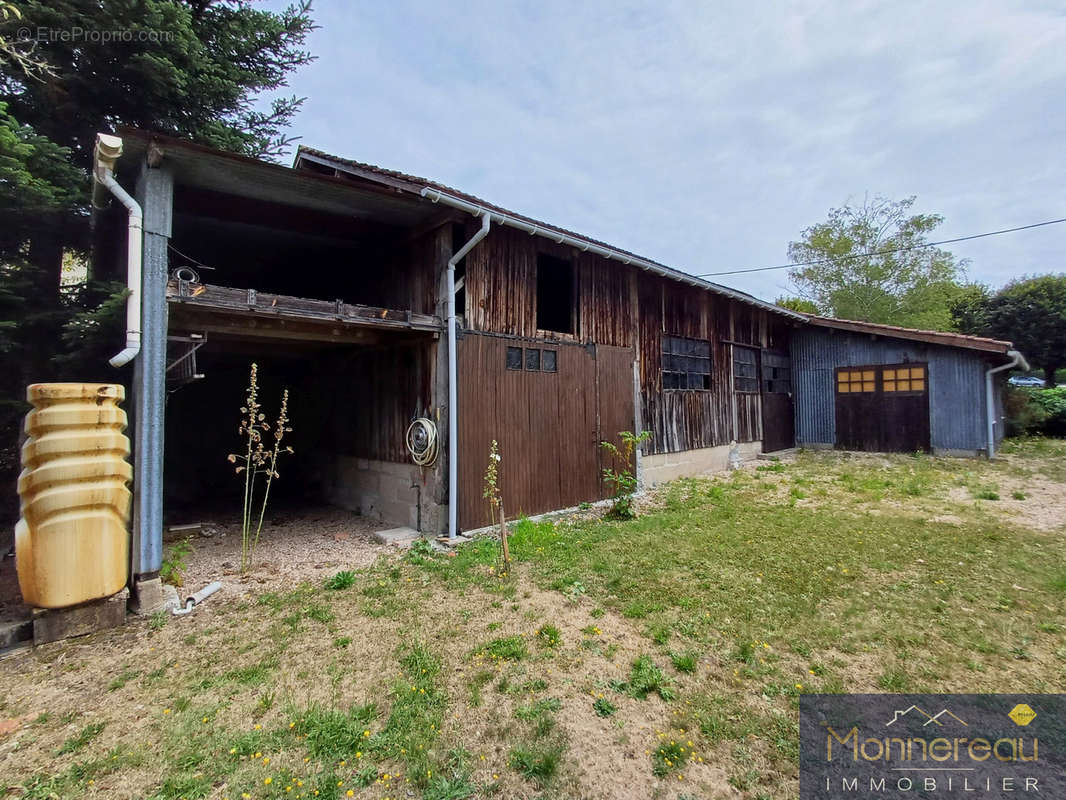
[16,383,131,609]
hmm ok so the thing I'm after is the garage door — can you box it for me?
[835,363,930,453]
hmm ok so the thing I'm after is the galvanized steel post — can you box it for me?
[132,164,173,577]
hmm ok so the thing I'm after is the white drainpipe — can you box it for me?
[985,349,1028,459]
[442,211,491,539]
[92,133,143,368]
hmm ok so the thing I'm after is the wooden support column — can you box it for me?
[131,162,173,596]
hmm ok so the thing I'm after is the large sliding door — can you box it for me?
[457,334,635,530]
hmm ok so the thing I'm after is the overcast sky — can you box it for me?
[270,0,1065,302]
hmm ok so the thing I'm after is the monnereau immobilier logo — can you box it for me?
[800,694,1066,797]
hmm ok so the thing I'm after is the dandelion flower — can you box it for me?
[265,777,273,785]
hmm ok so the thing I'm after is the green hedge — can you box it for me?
[1006,386,1066,437]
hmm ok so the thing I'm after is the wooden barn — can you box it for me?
[88,128,1024,609]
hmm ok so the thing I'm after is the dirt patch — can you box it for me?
[173,507,396,596]
[983,474,1066,532]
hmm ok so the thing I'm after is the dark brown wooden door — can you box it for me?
[760,350,794,452]
[834,364,930,453]
[458,334,635,530]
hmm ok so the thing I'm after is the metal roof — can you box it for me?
[802,314,1013,354]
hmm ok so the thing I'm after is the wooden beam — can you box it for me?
[167,282,442,333]
[168,307,410,346]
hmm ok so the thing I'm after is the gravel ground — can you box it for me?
[173,507,398,597]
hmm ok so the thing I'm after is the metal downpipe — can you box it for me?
[985,349,1029,459]
[444,212,491,539]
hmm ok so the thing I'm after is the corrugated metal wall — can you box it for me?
[790,328,995,452]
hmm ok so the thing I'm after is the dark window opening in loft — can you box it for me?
[536,253,574,334]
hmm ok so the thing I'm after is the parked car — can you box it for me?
[1008,375,1046,387]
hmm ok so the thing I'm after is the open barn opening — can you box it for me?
[151,178,444,547]
[163,334,434,537]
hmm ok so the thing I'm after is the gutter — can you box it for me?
[445,211,491,539]
[985,349,1028,459]
[419,187,805,321]
[92,133,143,367]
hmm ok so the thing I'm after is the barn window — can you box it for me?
[762,352,791,394]
[836,368,876,394]
[508,347,558,373]
[883,365,926,393]
[662,335,711,390]
[733,345,759,393]
[525,348,541,371]
[536,254,575,334]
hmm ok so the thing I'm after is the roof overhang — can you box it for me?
[115,128,438,228]
[803,314,1014,355]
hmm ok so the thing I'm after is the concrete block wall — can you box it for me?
[640,441,762,487]
[330,456,422,529]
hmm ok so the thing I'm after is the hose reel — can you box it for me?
[405,417,439,467]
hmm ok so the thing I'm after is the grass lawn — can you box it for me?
[1,439,1065,799]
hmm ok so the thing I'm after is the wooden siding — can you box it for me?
[464,225,632,347]
[457,333,634,529]
[329,342,434,463]
[462,225,798,457]
[637,273,793,455]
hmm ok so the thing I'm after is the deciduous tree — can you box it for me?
[774,296,818,314]
[787,196,964,330]
[984,275,1066,388]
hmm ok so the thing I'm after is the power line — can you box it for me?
[695,216,1066,278]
